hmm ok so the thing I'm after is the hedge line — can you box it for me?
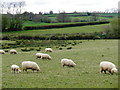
[2,32,116,40]
[24,21,110,30]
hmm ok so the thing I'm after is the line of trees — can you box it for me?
[1,1,25,32]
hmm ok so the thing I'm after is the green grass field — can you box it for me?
[3,24,108,36]
[2,40,118,88]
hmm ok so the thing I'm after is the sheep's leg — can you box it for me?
[25,69,28,73]
[109,71,111,74]
[100,68,103,73]
[32,69,34,72]
[63,64,65,67]
[104,70,106,74]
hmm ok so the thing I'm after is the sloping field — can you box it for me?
[3,24,108,36]
[2,40,118,88]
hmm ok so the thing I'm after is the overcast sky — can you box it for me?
[1,0,119,13]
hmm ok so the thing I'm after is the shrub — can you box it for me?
[67,47,72,50]
[59,47,62,50]
[36,47,41,51]
[4,49,9,52]
[21,48,31,52]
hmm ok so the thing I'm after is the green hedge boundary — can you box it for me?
[24,21,110,30]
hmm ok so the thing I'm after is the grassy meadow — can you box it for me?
[2,40,118,88]
[3,24,108,36]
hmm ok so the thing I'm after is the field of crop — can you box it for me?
[2,40,118,88]
[3,24,108,36]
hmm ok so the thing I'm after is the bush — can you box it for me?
[59,48,62,50]
[67,47,72,50]
[24,21,109,30]
[36,47,41,51]
[4,49,9,52]
[21,48,31,52]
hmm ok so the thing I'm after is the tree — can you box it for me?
[1,1,25,32]
[91,13,99,21]
[56,13,71,22]
[49,11,53,14]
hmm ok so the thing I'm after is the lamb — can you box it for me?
[10,49,17,54]
[22,61,41,72]
[0,50,5,54]
[100,61,118,75]
[45,48,53,52]
[61,58,76,67]
[41,53,52,60]
[35,53,43,59]
[11,64,21,73]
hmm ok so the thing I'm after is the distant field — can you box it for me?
[2,40,118,88]
[3,24,109,36]
[23,21,74,27]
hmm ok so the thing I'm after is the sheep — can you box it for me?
[100,61,118,75]
[10,49,17,54]
[45,48,53,52]
[11,64,21,73]
[61,58,76,67]
[35,53,43,59]
[0,50,5,54]
[41,53,52,60]
[22,61,41,72]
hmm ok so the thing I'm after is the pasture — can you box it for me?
[3,24,108,35]
[2,40,118,88]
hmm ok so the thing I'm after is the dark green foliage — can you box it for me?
[24,21,109,30]
[4,49,9,52]
[59,47,62,50]
[36,47,41,51]
[67,47,72,50]
[2,14,24,32]
[21,48,31,52]
[2,32,107,40]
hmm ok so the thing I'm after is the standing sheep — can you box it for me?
[45,48,53,52]
[41,53,52,60]
[0,50,5,54]
[22,61,41,72]
[35,53,43,59]
[11,64,21,73]
[100,61,118,75]
[10,49,17,54]
[61,58,76,67]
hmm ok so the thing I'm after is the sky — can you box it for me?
[1,0,119,13]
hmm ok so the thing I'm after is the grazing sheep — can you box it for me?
[11,64,21,73]
[100,61,118,75]
[22,61,41,72]
[10,49,17,54]
[41,53,52,60]
[35,53,43,59]
[61,58,76,67]
[45,48,53,52]
[0,50,5,54]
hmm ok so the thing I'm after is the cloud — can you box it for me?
[1,0,119,13]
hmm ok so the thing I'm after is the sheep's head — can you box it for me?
[111,68,118,74]
[18,69,21,73]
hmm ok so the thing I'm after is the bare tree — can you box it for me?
[1,1,26,32]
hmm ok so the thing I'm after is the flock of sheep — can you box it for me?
[0,48,118,75]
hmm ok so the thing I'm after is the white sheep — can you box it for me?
[100,61,118,75]
[45,48,53,52]
[61,58,76,67]
[0,50,5,54]
[35,53,43,59]
[10,49,17,54]
[41,53,52,60]
[11,64,21,73]
[22,61,41,72]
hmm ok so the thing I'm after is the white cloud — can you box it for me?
[1,0,119,13]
